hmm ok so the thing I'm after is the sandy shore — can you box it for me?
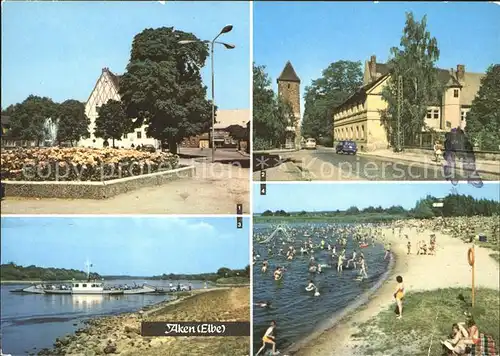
[37,287,250,356]
[294,224,500,356]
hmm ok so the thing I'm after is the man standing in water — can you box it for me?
[256,320,278,355]
[337,252,345,272]
[347,250,357,269]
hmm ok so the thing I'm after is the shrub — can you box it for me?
[1,147,179,181]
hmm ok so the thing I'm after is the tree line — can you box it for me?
[258,12,499,150]
[0,262,100,281]
[2,26,220,154]
[258,193,500,220]
[0,262,250,282]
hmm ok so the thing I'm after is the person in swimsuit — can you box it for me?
[358,255,368,279]
[347,250,357,268]
[337,253,344,272]
[262,260,269,273]
[273,268,282,281]
[255,320,278,355]
[441,323,466,354]
[306,280,316,291]
[254,301,272,309]
[407,241,411,255]
[384,243,392,260]
[394,275,405,319]
[457,318,480,347]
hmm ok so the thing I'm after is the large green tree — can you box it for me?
[118,27,212,154]
[6,95,58,145]
[94,99,133,147]
[302,60,363,144]
[56,100,90,146]
[464,64,500,151]
[253,63,291,150]
[380,12,441,149]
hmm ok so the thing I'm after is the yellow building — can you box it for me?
[333,55,484,150]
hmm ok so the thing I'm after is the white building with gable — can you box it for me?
[78,67,159,148]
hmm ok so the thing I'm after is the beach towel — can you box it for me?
[469,334,498,356]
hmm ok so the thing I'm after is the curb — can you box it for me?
[253,149,298,154]
[357,152,499,176]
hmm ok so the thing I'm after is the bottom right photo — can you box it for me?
[252,182,500,356]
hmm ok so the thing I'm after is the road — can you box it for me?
[2,161,250,215]
[252,147,497,181]
[179,147,250,168]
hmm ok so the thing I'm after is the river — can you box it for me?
[252,222,390,352]
[1,279,205,355]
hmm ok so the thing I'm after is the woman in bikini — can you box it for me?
[394,275,405,319]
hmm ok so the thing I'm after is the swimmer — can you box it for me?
[314,287,320,297]
[384,243,392,260]
[255,320,278,355]
[317,264,322,273]
[300,247,308,255]
[273,268,283,281]
[347,250,358,268]
[358,255,368,279]
[337,253,344,272]
[305,280,316,292]
[262,260,269,273]
[254,301,272,308]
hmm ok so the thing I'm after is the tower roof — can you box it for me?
[277,61,300,83]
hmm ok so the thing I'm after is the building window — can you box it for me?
[453,89,459,98]
[433,109,440,119]
[123,133,128,139]
[461,110,468,121]
[426,109,432,119]
[287,83,290,89]
[137,131,142,139]
[82,284,87,287]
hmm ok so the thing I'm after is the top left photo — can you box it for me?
[0,1,251,215]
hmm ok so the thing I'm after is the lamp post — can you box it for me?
[179,25,235,163]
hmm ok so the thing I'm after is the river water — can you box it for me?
[252,222,390,352]
[0,279,205,355]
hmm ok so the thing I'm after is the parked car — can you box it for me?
[336,140,357,155]
[304,138,317,150]
[137,144,156,153]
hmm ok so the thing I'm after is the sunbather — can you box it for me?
[441,323,466,355]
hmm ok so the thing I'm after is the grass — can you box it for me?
[145,287,250,356]
[355,288,499,356]
[216,277,249,285]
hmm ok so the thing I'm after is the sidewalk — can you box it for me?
[358,149,500,176]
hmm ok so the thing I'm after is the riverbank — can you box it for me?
[294,224,500,355]
[38,286,250,356]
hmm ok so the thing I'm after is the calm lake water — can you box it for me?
[252,223,390,352]
[0,279,205,355]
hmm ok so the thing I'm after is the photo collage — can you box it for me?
[1,1,499,356]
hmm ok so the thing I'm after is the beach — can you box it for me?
[295,219,500,356]
[38,286,250,356]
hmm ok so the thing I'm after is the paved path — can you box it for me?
[1,162,250,215]
[253,147,499,181]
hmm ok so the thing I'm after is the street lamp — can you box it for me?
[179,25,235,163]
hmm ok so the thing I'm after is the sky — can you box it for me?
[1,1,250,109]
[254,1,500,116]
[253,182,500,213]
[0,217,250,276]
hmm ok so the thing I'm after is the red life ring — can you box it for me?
[468,248,475,266]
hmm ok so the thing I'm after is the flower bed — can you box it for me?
[1,147,179,182]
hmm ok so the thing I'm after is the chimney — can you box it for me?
[457,64,465,81]
[369,55,377,80]
[102,67,108,73]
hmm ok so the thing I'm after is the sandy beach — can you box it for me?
[294,222,500,356]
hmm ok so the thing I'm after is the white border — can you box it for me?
[248,1,254,355]
[0,214,251,218]
[254,180,491,185]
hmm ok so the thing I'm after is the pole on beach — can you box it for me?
[467,245,475,307]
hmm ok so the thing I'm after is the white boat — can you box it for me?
[123,284,156,294]
[70,281,123,295]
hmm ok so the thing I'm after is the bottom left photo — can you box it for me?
[0,216,250,356]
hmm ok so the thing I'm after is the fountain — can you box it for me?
[43,117,59,147]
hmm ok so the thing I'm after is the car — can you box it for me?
[137,144,156,153]
[336,140,357,155]
[304,138,317,150]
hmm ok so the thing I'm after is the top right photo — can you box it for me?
[252,2,500,182]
